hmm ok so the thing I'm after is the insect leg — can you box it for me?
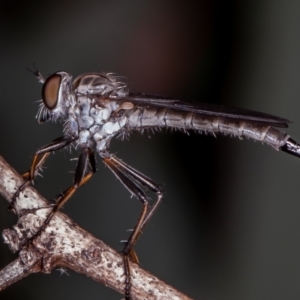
[23,147,96,245]
[108,155,163,240]
[102,155,162,300]
[29,136,76,182]
[21,152,50,181]
[9,136,75,211]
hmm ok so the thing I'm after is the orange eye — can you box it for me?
[42,74,61,109]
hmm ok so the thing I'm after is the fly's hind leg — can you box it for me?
[9,136,75,211]
[102,154,163,300]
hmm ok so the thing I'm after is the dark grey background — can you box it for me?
[1,1,300,299]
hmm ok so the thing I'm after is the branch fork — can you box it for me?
[0,156,192,300]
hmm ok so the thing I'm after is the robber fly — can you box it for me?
[10,69,300,300]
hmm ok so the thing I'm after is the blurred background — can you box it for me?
[1,1,300,299]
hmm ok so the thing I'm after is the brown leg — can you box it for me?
[102,155,163,300]
[8,152,51,212]
[44,147,96,225]
[20,147,96,246]
[9,136,75,211]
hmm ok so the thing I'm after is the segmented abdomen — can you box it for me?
[125,107,289,150]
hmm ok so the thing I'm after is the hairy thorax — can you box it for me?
[63,73,131,153]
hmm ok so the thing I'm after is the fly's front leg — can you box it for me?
[9,152,50,208]
[9,136,75,211]
[102,155,163,300]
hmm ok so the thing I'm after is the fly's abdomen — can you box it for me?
[126,107,290,150]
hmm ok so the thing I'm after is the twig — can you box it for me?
[0,155,192,300]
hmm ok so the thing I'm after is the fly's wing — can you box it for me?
[122,93,290,128]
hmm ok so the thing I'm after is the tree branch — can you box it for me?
[0,155,192,299]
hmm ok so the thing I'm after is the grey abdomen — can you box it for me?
[126,107,289,150]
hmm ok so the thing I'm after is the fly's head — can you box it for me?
[37,71,74,123]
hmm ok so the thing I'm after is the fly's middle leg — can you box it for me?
[17,146,96,248]
[29,147,96,241]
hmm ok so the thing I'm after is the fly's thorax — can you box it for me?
[89,100,118,125]
[70,96,128,151]
[65,116,79,137]
[93,117,127,151]
[77,96,91,115]
[72,73,129,98]
[75,117,127,152]
[72,97,122,131]
[73,96,94,130]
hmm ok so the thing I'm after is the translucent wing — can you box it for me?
[122,93,290,128]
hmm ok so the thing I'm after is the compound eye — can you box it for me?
[42,74,62,110]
